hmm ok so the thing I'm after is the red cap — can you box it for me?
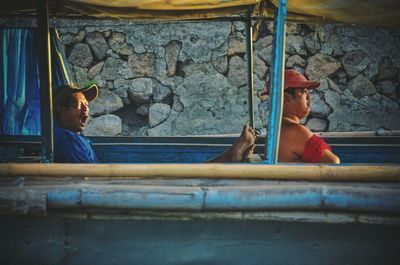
[261,69,320,96]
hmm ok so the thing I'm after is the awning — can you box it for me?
[268,0,400,27]
[1,0,400,27]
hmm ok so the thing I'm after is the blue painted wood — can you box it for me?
[93,145,226,163]
[266,0,287,164]
[2,134,399,146]
[28,181,400,214]
[92,144,400,164]
[0,217,64,265]
[2,135,399,164]
[1,217,399,265]
[332,146,400,163]
[3,178,400,224]
[0,147,22,162]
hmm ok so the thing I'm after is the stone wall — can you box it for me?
[55,20,400,136]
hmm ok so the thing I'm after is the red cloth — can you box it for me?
[301,134,332,163]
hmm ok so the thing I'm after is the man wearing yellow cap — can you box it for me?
[53,84,99,163]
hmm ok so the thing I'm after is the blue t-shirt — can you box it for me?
[54,126,99,163]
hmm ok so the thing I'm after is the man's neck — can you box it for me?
[282,115,300,124]
[57,122,81,134]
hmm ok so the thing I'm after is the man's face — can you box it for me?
[58,92,90,132]
[285,88,312,119]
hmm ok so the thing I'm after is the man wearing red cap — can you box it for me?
[263,69,340,163]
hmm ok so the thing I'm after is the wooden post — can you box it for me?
[37,0,54,162]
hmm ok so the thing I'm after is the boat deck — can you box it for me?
[1,132,400,163]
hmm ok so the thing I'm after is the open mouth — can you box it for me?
[80,115,89,126]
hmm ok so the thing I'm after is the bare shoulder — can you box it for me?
[282,122,312,142]
[280,122,313,158]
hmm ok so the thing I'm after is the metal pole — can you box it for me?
[245,6,255,128]
[37,0,54,162]
[265,0,287,164]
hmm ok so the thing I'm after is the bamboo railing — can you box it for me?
[0,163,399,182]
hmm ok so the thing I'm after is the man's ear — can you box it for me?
[283,92,294,103]
[55,106,68,117]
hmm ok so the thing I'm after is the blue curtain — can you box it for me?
[0,28,72,135]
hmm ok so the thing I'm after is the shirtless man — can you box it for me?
[263,69,340,163]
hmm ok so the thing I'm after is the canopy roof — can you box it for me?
[1,0,400,26]
[270,0,400,27]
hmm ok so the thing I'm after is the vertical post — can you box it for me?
[245,6,255,128]
[265,0,287,164]
[37,0,54,162]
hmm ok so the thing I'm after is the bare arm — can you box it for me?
[288,124,340,164]
[320,149,341,164]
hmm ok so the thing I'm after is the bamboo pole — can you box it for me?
[245,6,255,128]
[0,163,399,182]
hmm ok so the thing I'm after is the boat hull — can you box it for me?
[1,216,399,265]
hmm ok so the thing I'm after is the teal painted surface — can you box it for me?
[2,135,399,163]
[91,145,400,163]
[0,217,399,265]
[0,217,64,265]
[266,0,287,164]
[6,180,400,215]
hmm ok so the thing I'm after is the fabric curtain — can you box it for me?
[0,28,72,135]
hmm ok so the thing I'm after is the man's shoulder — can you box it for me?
[284,122,312,139]
[55,127,75,137]
[54,127,83,143]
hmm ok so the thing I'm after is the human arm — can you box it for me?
[283,124,340,163]
[301,133,340,164]
[320,149,340,164]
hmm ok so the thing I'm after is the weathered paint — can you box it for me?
[92,144,400,163]
[0,217,400,265]
[205,185,322,209]
[80,185,204,210]
[323,186,400,213]
[1,180,400,216]
[47,189,82,209]
[0,217,64,265]
[265,0,286,164]
[0,188,46,215]
[2,135,399,164]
